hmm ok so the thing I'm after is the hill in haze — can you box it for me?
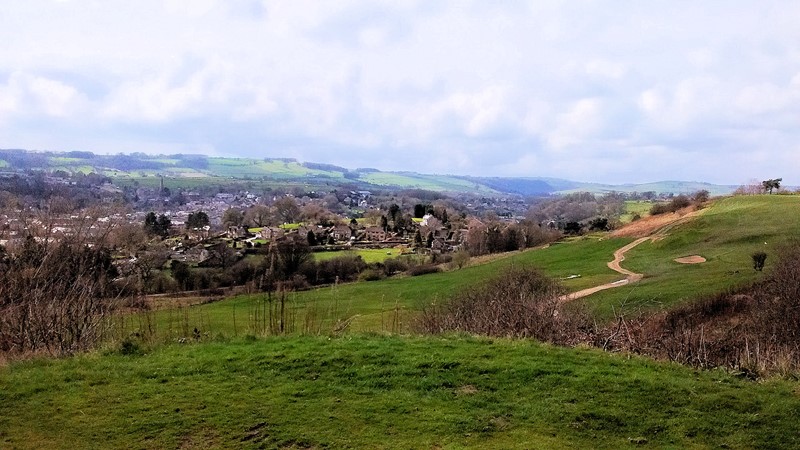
[0,149,737,196]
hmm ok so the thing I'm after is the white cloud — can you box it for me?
[547,98,604,149]
[585,60,626,79]
[0,72,88,120]
[2,1,800,183]
[735,83,795,115]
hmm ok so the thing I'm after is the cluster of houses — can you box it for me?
[217,213,473,254]
[0,212,131,249]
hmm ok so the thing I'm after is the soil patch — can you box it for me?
[674,255,706,264]
[612,206,703,238]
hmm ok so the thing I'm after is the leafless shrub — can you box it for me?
[417,267,592,344]
[407,264,441,276]
[0,238,121,356]
[416,240,800,377]
[649,194,694,216]
[599,241,800,376]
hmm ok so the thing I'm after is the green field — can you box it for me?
[313,248,404,264]
[359,172,498,194]
[134,238,625,338]
[619,200,652,223]
[2,335,798,449]
[205,158,344,179]
[111,175,321,193]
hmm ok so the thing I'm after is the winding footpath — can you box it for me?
[559,207,707,302]
[559,237,649,302]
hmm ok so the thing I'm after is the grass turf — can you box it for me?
[2,335,798,449]
[619,200,652,223]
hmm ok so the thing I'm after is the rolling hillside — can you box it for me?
[0,149,736,196]
[3,195,800,448]
[141,195,799,336]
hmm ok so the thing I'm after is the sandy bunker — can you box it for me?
[674,255,706,264]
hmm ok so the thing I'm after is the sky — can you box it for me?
[1,1,799,184]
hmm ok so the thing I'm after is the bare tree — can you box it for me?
[274,196,300,224]
[245,204,273,227]
[222,208,245,228]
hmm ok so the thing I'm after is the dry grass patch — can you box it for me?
[612,206,703,238]
[455,384,479,396]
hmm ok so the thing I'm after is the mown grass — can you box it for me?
[2,335,798,449]
[584,195,800,318]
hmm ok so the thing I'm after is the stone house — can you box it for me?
[330,225,353,241]
[364,226,387,242]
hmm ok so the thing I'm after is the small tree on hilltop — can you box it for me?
[762,178,782,194]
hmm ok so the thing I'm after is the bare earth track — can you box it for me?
[560,206,706,302]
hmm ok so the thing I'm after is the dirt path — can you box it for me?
[559,207,710,302]
[559,237,649,302]
[606,237,649,280]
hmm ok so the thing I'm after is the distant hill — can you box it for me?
[557,180,736,197]
[0,149,737,196]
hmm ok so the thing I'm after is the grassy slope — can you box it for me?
[583,195,800,318]
[111,175,326,192]
[206,158,343,179]
[2,335,798,449]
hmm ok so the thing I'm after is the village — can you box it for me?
[1,172,565,295]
